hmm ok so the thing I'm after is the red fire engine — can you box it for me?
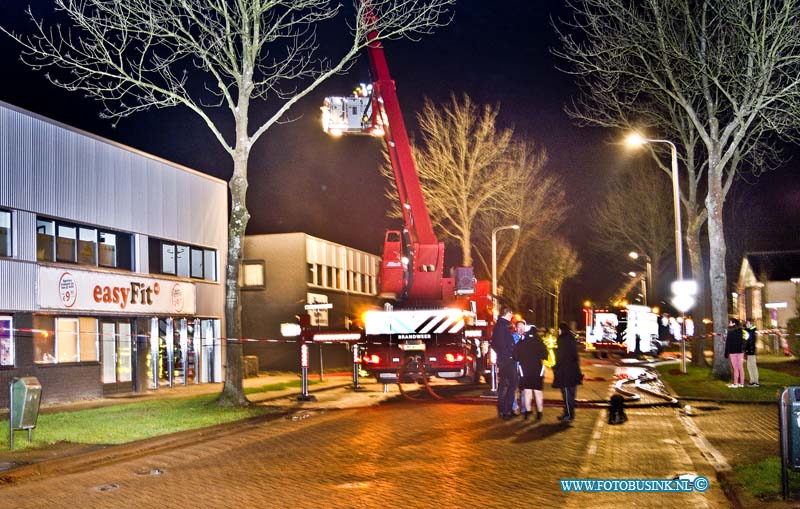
[320,23,493,384]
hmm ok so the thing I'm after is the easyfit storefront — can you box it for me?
[0,101,228,406]
[26,267,223,399]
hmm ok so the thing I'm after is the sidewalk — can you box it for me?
[0,371,395,483]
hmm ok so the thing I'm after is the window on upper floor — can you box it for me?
[149,238,217,282]
[0,210,10,258]
[241,260,265,290]
[36,217,133,270]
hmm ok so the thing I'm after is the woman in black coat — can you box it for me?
[513,325,548,421]
[552,322,582,423]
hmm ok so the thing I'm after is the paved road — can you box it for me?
[0,360,731,508]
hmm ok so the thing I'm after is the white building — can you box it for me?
[0,101,227,405]
[736,250,800,329]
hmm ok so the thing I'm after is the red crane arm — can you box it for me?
[365,33,437,247]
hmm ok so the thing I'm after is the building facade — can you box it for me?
[241,233,381,372]
[736,250,800,329]
[0,102,227,406]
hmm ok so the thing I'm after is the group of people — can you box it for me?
[723,317,759,388]
[491,306,583,423]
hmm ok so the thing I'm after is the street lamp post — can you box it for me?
[485,224,519,397]
[629,251,652,307]
[626,135,683,281]
[491,224,521,305]
[627,133,693,373]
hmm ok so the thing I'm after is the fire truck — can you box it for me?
[584,304,662,357]
[320,23,492,384]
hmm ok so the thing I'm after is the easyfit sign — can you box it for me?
[39,266,196,314]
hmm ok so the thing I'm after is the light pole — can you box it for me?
[484,224,518,397]
[491,224,520,306]
[629,251,652,307]
[627,133,694,373]
[626,134,683,281]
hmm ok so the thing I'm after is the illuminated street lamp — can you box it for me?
[491,224,520,307]
[627,133,696,373]
[625,134,683,281]
[629,251,652,307]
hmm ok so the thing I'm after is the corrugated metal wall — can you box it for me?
[0,102,226,247]
[0,102,227,318]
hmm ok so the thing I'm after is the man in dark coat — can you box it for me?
[553,322,582,423]
[492,306,518,420]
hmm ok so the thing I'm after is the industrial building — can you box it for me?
[0,101,227,405]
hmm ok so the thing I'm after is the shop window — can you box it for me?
[33,316,98,364]
[0,316,13,367]
[0,210,10,257]
[37,219,55,261]
[79,317,98,362]
[241,260,265,289]
[33,315,56,363]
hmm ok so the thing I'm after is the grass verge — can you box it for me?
[733,456,800,501]
[657,362,800,402]
[0,394,275,451]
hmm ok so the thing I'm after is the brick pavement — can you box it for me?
[0,358,736,508]
[0,402,599,508]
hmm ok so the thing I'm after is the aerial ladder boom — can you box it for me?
[321,27,475,302]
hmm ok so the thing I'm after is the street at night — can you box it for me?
[0,361,734,508]
[2,1,800,507]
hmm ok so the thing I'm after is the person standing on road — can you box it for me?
[725,318,746,388]
[744,318,759,387]
[492,306,519,420]
[553,322,582,423]
[514,324,548,421]
[511,319,527,414]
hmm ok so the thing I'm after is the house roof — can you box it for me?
[744,250,800,281]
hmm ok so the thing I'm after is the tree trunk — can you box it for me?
[219,98,252,406]
[707,164,730,379]
[461,228,472,267]
[219,155,251,406]
[685,213,708,367]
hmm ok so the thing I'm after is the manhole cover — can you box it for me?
[94,483,120,492]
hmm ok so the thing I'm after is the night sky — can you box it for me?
[1,1,798,322]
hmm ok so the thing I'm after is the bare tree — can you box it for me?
[531,238,582,329]
[3,0,454,405]
[555,0,800,378]
[381,93,566,283]
[593,159,674,304]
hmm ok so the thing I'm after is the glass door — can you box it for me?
[102,320,134,391]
